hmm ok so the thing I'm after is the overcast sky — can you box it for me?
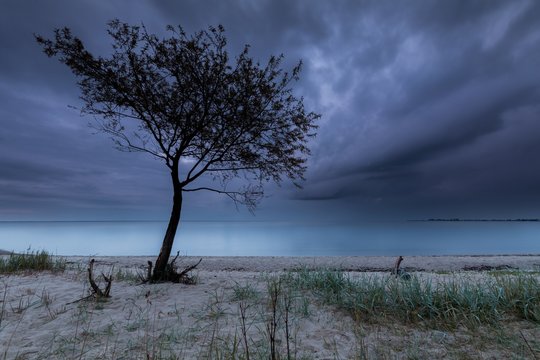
[1,0,540,222]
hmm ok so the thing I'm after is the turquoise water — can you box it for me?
[0,221,539,256]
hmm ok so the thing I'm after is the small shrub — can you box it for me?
[113,268,143,283]
[231,282,259,302]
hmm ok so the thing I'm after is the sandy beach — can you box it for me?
[1,255,539,359]
[74,254,540,272]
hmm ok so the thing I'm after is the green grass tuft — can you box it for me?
[230,282,260,302]
[0,249,66,273]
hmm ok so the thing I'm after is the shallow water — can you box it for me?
[0,220,539,256]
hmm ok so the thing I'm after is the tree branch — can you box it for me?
[183,186,263,212]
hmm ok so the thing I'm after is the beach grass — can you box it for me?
[285,269,540,328]
[0,249,66,273]
[199,271,540,358]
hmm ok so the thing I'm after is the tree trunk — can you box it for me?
[152,172,182,281]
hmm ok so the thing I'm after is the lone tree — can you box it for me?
[36,20,319,281]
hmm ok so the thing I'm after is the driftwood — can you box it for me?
[393,255,411,280]
[88,259,112,297]
[394,256,404,277]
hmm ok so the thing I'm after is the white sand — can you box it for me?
[74,254,540,272]
[1,255,539,359]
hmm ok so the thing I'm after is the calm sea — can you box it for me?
[0,221,539,256]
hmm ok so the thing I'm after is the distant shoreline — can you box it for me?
[3,252,539,272]
[409,218,539,222]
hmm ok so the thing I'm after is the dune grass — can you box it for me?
[285,269,540,329]
[0,249,66,273]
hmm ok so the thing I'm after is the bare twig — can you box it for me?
[239,301,251,360]
[266,279,281,360]
[284,290,292,360]
[519,330,538,360]
[170,251,180,269]
[176,258,202,280]
[102,272,112,297]
[66,294,93,305]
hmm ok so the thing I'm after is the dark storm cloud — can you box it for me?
[292,0,540,218]
[1,0,540,220]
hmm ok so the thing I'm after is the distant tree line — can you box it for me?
[410,218,539,222]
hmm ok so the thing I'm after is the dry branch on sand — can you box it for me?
[87,259,112,298]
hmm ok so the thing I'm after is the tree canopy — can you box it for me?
[37,21,318,210]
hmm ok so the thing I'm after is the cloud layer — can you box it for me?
[1,0,540,220]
